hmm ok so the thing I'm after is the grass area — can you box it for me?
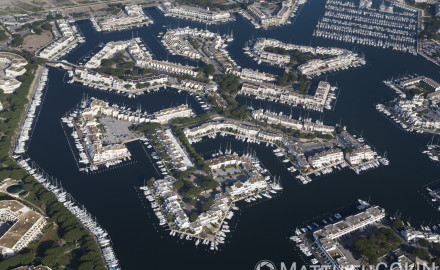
[16,1,44,12]
[407,83,433,96]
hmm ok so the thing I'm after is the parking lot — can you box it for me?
[100,117,137,144]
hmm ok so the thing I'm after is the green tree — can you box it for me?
[433,242,440,252]
[419,239,430,247]
[413,248,429,260]
[203,64,215,76]
[146,177,155,187]
[189,212,198,222]
[173,181,184,190]
[41,23,53,30]
[201,198,214,212]
[391,219,405,231]
[101,59,114,67]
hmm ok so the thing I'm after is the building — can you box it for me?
[240,81,333,111]
[249,38,356,70]
[402,228,440,243]
[252,109,335,134]
[84,38,198,77]
[76,98,156,166]
[152,104,193,124]
[156,129,194,171]
[0,52,27,94]
[0,200,46,257]
[38,19,82,59]
[152,176,229,233]
[246,0,295,28]
[315,206,386,240]
[154,176,191,229]
[226,174,268,198]
[240,68,277,83]
[313,207,386,269]
[307,148,344,169]
[345,147,376,166]
[400,76,440,92]
[74,67,168,91]
[298,53,364,76]
[160,1,231,23]
[91,5,152,32]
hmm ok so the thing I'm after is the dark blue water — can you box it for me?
[26,1,440,269]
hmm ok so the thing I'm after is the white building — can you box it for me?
[240,81,332,111]
[156,129,194,171]
[91,5,152,32]
[315,206,386,240]
[152,104,193,124]
[84,38,198,77]
[160,1,231,23]
[74,67,168,91]
[0,52,27,94]
[400,76,440,92]
[308,148,344,169]
[252,109,335,134]
[345,147,376,166]
[0,200,46,257]
[38,19,82,59]
[246,0,294,28]
[240,68,277,83]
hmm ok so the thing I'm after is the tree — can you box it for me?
[433,242,440,252]
[78,262,95,270]
[11,34,23,47]
[413,248,429,260]
[201,178,219,191]
[189,212,198,222]
[188,198,196,206]
[185,187,202,199]
[63,228,84,243]
[115,53,124,63]
[101,59,114,67]
[41,23,53,30]
[10,168,27,180]
[391,219,405,231]
[201,198,214,212]
[419,239,430,247]
[0,30,8,42]
[203,64,215,76]
[173,181,184,190]
[146,177,155,187]
[335,126,344,134]
[20,249,35,265]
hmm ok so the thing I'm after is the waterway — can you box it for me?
[26,0,440,269]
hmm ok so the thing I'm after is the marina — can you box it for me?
[14,68,49,154]
[377,75,440,135]
[61,98,194,173]
[7,2,440,269]
[137,151,281,250]
[15,157,121,270]
[245,37,366,77]
[90,5,154,33]
[314,0,418,54]
[239,81,339,112]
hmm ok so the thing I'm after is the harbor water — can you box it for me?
[26,1,440,269]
